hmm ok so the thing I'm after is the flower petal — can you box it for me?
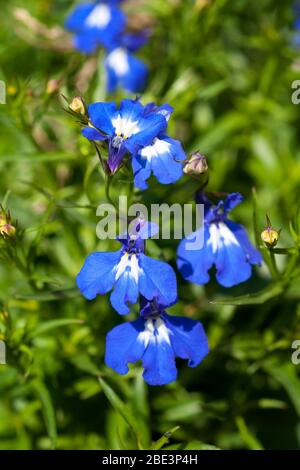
[139,254,177,307]
[164,314,209,367]
[81,127,107,141]
[88,102,118,135]
[110,271,139,315]
[76,251,120,300]
[133,135,185,189]
[105,318,145,375]
[73,31,99,54]
[141,318,177,385]
[125,116,168,154]
[211,223,252,287]
[65,3,94,31]
[177,226,213,285]
[223,192,243,214]
[105,49,148,94]
[226,221,262,265]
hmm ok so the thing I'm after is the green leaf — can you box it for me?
[236,416,264,450]
[31,380,57,449]
[184,441,220,450]
[263,361,300,417]
[28,318,84,339]
[15,287,80,302]
[98,377,141,447]
[150,426,180,450]
[210,283,283,305]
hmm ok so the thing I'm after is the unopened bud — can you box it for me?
[261,216,280,247]
[183,152,208,176]
[0,224,16,237]
[69,96,86,115]
[0,206,16,238]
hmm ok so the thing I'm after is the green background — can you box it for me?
[0,0,300,450]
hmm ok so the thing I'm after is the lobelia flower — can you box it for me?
[132,104,186,190]
[105,32,149,94]
[81,98,169,174]
[65,1,126,54]
[177,191,262,288]
[105,298,209,386]
[76,220,177,315]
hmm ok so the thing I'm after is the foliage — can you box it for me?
[0,0,300,450]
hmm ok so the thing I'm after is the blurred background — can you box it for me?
[0,0,300,450]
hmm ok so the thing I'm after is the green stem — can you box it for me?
[269,249,280,280]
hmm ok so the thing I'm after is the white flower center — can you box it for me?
[207,222,240,254]
[111,115,140,140]
[115,253,142,283]
[140,138,171,160]
[106,48,130,77]
[85,4,111,28]
[138,317,172,347]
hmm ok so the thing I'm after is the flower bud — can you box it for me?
[183,152,208,176]
[69,96,86,115]
[0,224,16,237]
[0,207,16,238]
[261,216,280,248]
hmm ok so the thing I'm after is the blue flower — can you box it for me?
[177,192,262,288]
[82,98,168,174]
[65,1,126,53]
[105,299,209,386]
[76,221,177,315]
[105,32,149,94]
[131,104,186,190]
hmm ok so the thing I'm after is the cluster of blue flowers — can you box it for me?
[65,0,148,93]
[74,96,262,386]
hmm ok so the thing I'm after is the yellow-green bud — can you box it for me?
[183,152,208,176]
[0,224,16,237]
[261,228,279,247]
[261,216,280,248]
[69,96,86,115]
[0,207,16,238]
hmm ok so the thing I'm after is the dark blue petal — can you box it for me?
[226,221,262,265]
[139,254,177,307]
[88,102,117,135]
[223,192,243,214]
[177,226,213,285]
[143,103,174,121]
[164,314,209,367]
[105,318,145,375]
[76,251,121,300]
[81,127,107,141]
[132,154,151,190]
[121,31,150,52]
